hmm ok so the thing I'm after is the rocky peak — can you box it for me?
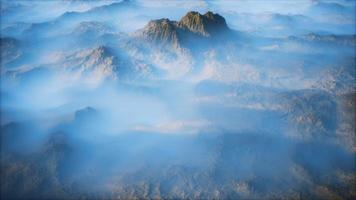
[141,18,180,47]
[139,11,230,48]
[178,11,229,37]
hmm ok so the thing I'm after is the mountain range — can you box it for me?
[138,11,232,49]
[1,1,355,199]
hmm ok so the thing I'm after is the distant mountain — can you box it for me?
[74,106,98,122]
[269,13,309,25]
[290,33,356,46]
[137,11,232,49]
[310,1,348,14]
[71,21,114,37]
[22,0,136,37]
[87,0,135,13]
[59,46,119,81]
[58,0,136,22]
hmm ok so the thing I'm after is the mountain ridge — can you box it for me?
[138,11,231,48]
[178,11,229,37]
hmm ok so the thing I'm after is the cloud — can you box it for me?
[133,119,211,134]
[259,44,280,51]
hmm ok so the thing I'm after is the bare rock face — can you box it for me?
[141,18,180,48]
[178,11,229,37]
[139,11,230,48]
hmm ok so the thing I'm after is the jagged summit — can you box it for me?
[142,18,180,48]
[139,11,230,48]
[178,11,229,37]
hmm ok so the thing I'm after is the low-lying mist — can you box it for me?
[1,0,355,199]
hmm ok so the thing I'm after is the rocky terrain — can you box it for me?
[138,11,232,49]
[1,0,355,199]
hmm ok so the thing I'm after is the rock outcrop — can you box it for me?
[141,18,181,48]
[139,11,230,48]
[178,11,229,37]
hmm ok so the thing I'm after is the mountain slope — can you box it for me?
[137,11,232,49]
[178,11,229,37]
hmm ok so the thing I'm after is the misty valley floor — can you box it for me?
[1,80,355,199]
